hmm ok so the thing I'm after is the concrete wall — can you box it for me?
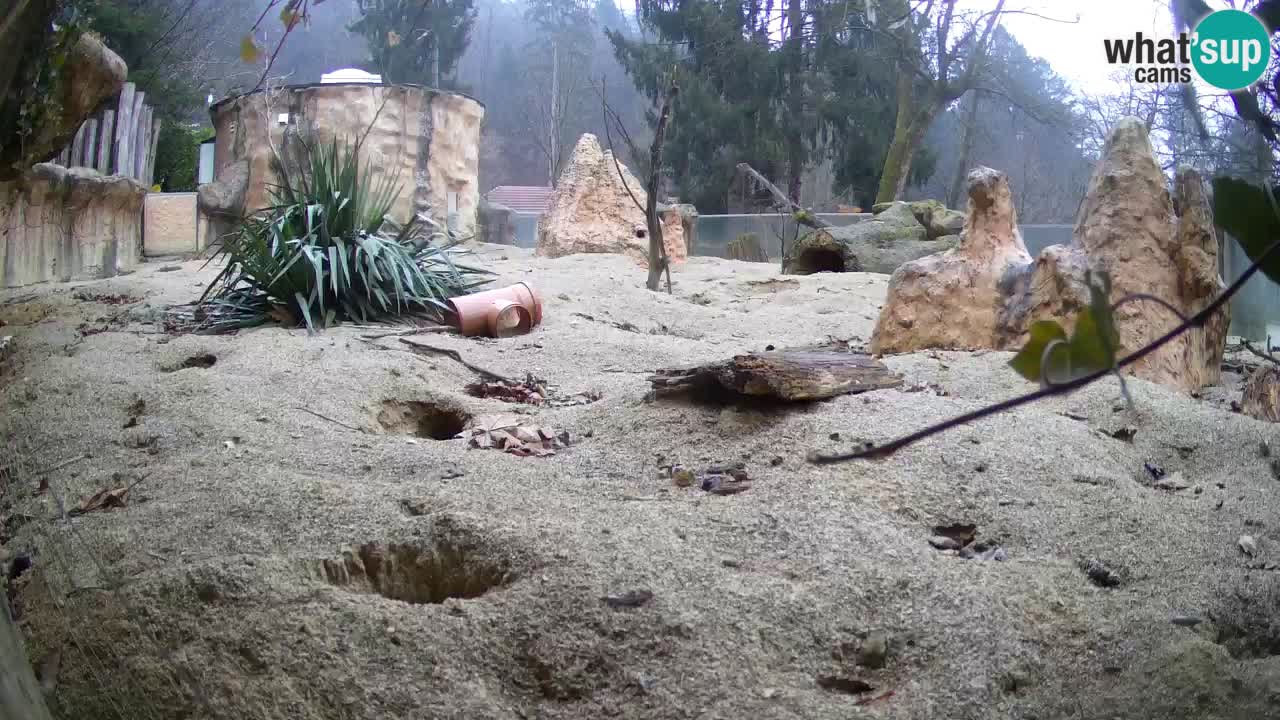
[209,83,485,238]
[0,164,145,288]
[143,192,201,256]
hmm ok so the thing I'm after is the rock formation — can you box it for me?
[536,134,687,266]
[478,198,517,245]
[784,201,957,275]
[871,118,1230,395]
[0,163,145,288]
[1242,365,1280,422]
[0,31,127,181]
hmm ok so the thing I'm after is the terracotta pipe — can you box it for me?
[488,299,532,338]
[446,283,543,337]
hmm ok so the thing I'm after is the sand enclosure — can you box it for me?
[3,246,1280,719]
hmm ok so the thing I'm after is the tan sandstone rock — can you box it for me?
[871,118,1229,394]
[870,168,1032,353]
[536,134,687,266]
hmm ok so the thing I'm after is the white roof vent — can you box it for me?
[320,68,383,84]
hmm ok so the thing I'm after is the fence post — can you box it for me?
[113,83,135,175]
[130,96,147,181]
[97,109,115,174]
[83,118,98,171]
[145,115,162,187]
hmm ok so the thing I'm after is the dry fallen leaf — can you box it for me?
[71,486,130,516]
[463,415,569,457]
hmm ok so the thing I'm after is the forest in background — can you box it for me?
[75,0,1280,223]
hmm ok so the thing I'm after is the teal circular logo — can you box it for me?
[1192,9,1271,91]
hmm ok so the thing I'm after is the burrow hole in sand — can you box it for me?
[376,400,470,440]
[165,353,217,372]
[318,541,512,604]
[791,248,849,274]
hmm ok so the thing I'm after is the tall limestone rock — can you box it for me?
[536,134,687,265]
[871,118,1229,394]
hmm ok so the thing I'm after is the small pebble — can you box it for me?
[1170,614,1203,627]
[1239,535,1259,558]
[857,633,889,669]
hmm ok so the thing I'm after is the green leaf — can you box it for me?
[1212,177,1280,286]
[239,35,261,64]
[1009,320,1068,383]
[1009,274,1121,387]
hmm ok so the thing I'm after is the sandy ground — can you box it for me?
[3,245,1280,720]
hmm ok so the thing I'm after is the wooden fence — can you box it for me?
[49,82,161,186]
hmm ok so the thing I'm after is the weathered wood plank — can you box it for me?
[83,118,98,171]
[69,122,86,167]
[145,114,162,186]
[129,92,146,180]
[97,109,115,173]
[649,345,902,401]
[113,83,135,175]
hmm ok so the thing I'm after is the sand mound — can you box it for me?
[2,246,1279,719]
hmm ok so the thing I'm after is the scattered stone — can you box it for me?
[1239,535,1259,558]
[1000,670,1031,694]
[1084,559,1122,588]
[760,688,779,699]
[1144,462,1166,481]
[857,633,889,669]
[159,265,182,272]
[1170,614,1204,628]
[602,589,654,609]
[1154,472,1191,491]
[671,466,696,487]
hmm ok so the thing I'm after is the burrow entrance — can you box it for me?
[163,353,217,372]
[376,400,470,440]
[317,539,513,604]
[790,248,850,274]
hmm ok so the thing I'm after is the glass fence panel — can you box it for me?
[504,212,1270,343]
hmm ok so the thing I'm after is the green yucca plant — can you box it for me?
[196,137,491,333]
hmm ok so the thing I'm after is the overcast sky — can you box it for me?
[990,0,1178,94]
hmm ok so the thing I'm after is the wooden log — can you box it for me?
[129,93,146,180]
[648,345,902,401]
[131,100,148,180]
[97,109,115,173]
[145,114,162,186]
[1242,365,1280,422]
[83,118,98,172]
[69,122,86,167]
[735,163,829,229]
[113,83,135,175]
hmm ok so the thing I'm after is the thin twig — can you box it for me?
[0,454,88,478]
[398,338,516,382]
[810,236,1280,464]
[293,407,366,433]
[359,326,455,340]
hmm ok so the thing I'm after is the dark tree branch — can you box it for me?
[735,163,830,228]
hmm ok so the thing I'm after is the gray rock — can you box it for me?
[857,632,889,669]
[783,219,955,275]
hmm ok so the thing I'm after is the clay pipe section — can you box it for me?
[447,283,543,338]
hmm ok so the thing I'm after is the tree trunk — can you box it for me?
[875,70,934,204]
[946,90,982,208]
[645,81,679,292]
[784,0,805,204]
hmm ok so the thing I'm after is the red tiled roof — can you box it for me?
[486,185,554,214]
